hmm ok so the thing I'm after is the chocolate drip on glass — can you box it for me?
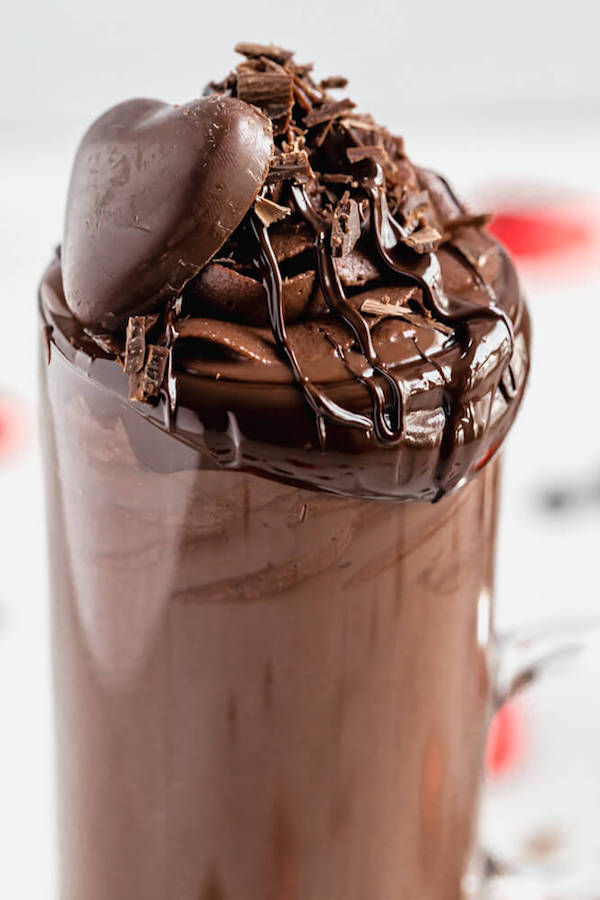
[288,185,405,444]
[354,161,517,495]
[245,157,518,496]
[249,214,378,447]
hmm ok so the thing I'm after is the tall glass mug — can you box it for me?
[40,341,593,899]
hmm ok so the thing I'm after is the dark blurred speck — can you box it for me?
[538,468,600,513]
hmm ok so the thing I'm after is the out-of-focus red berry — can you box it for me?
[490,209,594,259]
[486,701,523,778]
[0,397,27,461]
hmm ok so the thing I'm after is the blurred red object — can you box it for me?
[485,701,523,778]
[0,395,27,461]
[489,208,595,259]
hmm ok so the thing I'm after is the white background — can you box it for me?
[1,1,599,896]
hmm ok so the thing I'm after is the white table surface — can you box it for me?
[1,109,599,898]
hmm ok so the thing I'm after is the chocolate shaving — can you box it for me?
[321,173,355,185]
[290,61,314,76]
[267,150,314,184]
[204,73,236,95]
[346,143,398,182]
[402,225,443,254]
[346,143,387,163]
[292,77,313,113]
[361,297,413,317]
[320,76,348,89]
[314,118,335,148]
[360,297,453,335]
[295,76,323,105]
[409,315,454,337]
[123,315,156,373]
[331,191,361,258]
[234,42,294,64]
[340,118,402,164]
[341,117,383,133]
[303,98,355,128]
[145,344,169,387]
[254,195,291,227]
[281,128,307,153]
[129,345,169,402]
[236,66,293,132]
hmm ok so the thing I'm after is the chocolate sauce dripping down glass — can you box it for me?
[248,215,383,445]
[249,210,405,447]
[422,168,519,362]
[289,184,405,444]
[354,161,516,497]
[429,170,518,407]
[248,159,515,494]
[356,163,514,336]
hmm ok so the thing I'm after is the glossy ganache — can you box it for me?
[40,42,530,501]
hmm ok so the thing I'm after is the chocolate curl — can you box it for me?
[331,192,361,258]
[123,315,157,373]
[236,62,294,133]
[360,296,453,335]
[402,225,443,254]
[129,345,169,402]
[234,42,294,64]
[254,196,291,227]
[303,98,355,128]
[320,76,348,90]
[266,150,314,184]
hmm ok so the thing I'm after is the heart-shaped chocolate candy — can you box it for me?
[62,95,273,331]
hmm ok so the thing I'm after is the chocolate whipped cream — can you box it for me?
[40,42,530,500]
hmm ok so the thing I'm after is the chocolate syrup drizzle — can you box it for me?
[250,214,378,448]
[248,160,518,496]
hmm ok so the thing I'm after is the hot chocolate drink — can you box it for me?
[40,42,529,899]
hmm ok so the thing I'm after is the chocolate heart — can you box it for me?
[62,95,273,330]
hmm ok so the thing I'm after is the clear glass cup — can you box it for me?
[40,334,595,899]
[471,624,600,899]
